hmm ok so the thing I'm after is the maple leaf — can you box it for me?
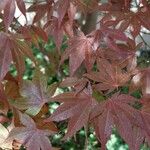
[60,32,97,76]
[85,58,130,92]
[0,32,35,80]
[10,71,57,116]
[43,2,76,49]
[91,93,140,149]
[0,0,150,149]
[45,89,97,139]
[0,32,35,81]
[6,112,57,150]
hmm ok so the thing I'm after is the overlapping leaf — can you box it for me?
[0,32,36,81]
[0,0,150,149]
[19,25,48,47]
[11,72,57,116]
[91,93,142,150]
[27,0,53,24]
[99,1,150,38]
[60,32,97,76]
[6,112,57,150]
[46,89,97,139]
[85,58,130,91]
[90,27,127,52]
[1,0,26,31]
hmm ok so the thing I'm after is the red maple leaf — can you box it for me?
[85,58,130,92]
[45,89,97,139]
[10,71,57,116]
[91,93,141,149]
[0,32,35,81]
[6,112,57,150]
[60,32,97,76]
[27,0,53,24]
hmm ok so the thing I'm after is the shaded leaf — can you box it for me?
[11,72,57,116]
[85,58,130,92]
[3,0,16,31]
[6,112,56,150]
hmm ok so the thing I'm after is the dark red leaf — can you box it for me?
[3,0,16,31]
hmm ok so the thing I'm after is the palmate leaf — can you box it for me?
[11,71,57,116]
[91,93,143,150]
[60,26,127,76]
[6,112,57,150]
[60,32,96,76]
[45,89,98,139]
[85,58,130,92]
[45,88,147,150]
[0,32,35,81]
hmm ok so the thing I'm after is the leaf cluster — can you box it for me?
[0,0,150,150]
